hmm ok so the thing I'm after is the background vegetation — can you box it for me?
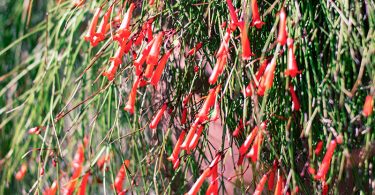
[0,0,374,194]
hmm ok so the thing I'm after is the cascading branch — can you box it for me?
[3,0,373,194]
[79,1,364,194]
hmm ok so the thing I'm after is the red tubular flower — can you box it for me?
[64,144,85,195]
[256,59,269,82]
[315,140,337,180]
[134,20,150,45]
[15,163,27,181]
[211,166,219,182]
[206,164,219,195]
[216,43,227,59]
[277,7,287,46]
[188,125,204,150]
[285,38,301,77]
[92,6,113,46]
[103,47,124,80]
[263,58,277,90]
[64,166,82,195]
[268,160,278,190]
[245,82,254,97]
[150,49,172,87]
[113,160,130,193]
[274,172,284,195]
[251,0,265,29]
[209,153,222,168]
[149,0,154,5]
[246,131,264,162]
[216,30,231,58]
[314,141,323,155]
[103,61,119,81]
[134,39,156,75]
[145,32,164,78]
[207,155,221,193]
[216,53,228,75]
[72,144,84,169]
[134,30,145,46]
[225,0,238,24]
[115,3,135,41]
[245,59,268,97]
[180,119,200,150]
[147,26,153,43]
[253,173,268,195]
[187,47,195,56]
[149,103,168,129]
[110,46,125,66]
[167,130,186,163]
[121,38,133,54]
[146,19,154,43]
[84,7,101,43]
[181,107,188,125]
[239,126,258,155]
[206,180,218,195]
[194,42,203,54]
[232,120,244,137]
[289,84,300,111]
[43,180,58,195]
[214,55,228,74]
[241,25,254,60]
[77,172,90,195]
[186,168,211,195]
[258,58,277,96]
[173,158,181,170]
[363,95,373,117]
[124,77,141,114]
[196,85,221,122]
[239,122,266,155]
[187,42,203,56]
[209,55,227,85]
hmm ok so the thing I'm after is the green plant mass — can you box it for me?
[0,0,374,194]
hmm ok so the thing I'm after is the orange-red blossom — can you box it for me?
[150,49,172,87]
[124,76,141,114]
[196,85,221,123]
[167,130,186,168]
[277,7,287,46]
[315,140,337,180]
[251,0,265,29]
[363,95,373,117]
[149,103,168,129]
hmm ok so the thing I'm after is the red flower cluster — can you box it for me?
[113,160,131,194]
[315,140,337,181]
[186,154,222,195]
[63,142,87,195]
[167,85,220,172]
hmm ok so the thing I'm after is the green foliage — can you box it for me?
[0,0,374,194]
